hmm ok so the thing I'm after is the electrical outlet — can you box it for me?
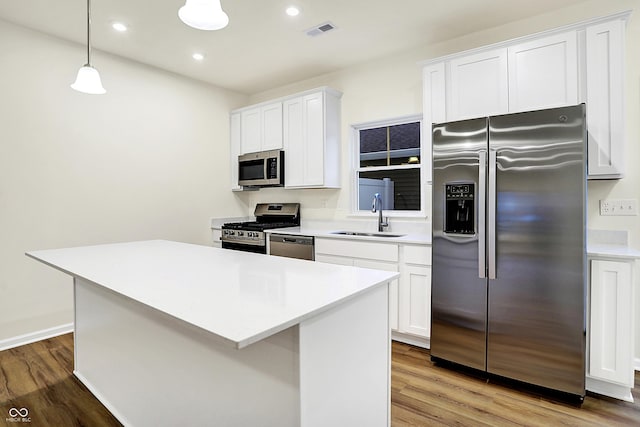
[599,199,638,216]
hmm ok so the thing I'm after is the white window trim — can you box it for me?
[349,114,427,218]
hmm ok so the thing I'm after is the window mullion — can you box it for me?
[386,126,390,167]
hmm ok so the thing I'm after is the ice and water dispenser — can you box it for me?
[444,183,475,235]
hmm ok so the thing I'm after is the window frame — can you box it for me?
[350,114,426,218]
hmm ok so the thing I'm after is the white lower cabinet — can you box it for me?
[399,265,430,337]
[315,238,400,331]
[315,238,432,348]
[211,228,222,248]
[586,258,635,402]
[355,259,400,332]
[399,245,432,341]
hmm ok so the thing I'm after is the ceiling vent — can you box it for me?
[306,21,337,37]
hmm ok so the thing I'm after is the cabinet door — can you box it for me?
[229,113,242,191]
[302,92,325,186]
[283,97,305,187]
[447,48,508,120]
[261,102,283,150]
[508,31,578,112]
[355,259,400,332]
[589,259,633,386]
[240,108,261,154]
[283,93,325,187]
[315,238,398,262]
[314,253,354,266]
[423,62,445,183]
[212,229,222,248]
[586,20,625,178]
[399,264,431,338]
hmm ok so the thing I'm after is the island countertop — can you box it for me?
[27,240,399,349]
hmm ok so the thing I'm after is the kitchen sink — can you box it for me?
[331,231,406,238]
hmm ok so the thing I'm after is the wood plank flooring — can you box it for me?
[0,333,121,426]
[1,334,638,426]
[392,341,640,426]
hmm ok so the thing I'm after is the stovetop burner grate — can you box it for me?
[222,221,298,231]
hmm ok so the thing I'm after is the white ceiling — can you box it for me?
[0,0,590,94]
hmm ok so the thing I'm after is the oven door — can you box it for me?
[221,241,267,254]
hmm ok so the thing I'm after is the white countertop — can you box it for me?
[587,244,640,260]
[26,240,399,349]
[266,226,432,245]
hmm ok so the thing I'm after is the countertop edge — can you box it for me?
[235,272,399,349]
[265,227,432,245]
[26,241,400,350]
[587,244,640,260]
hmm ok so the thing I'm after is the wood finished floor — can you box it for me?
[0,334,638,426]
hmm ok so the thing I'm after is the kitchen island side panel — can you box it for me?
[299,283,390,427]
[73,277,300,427]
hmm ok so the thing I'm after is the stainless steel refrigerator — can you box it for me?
[431,104,586,399]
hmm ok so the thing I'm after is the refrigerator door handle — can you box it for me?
[478,151,487,279]
[488,149,497,279]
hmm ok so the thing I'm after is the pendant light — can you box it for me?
[179,0,229,31]
[71,0,106,94]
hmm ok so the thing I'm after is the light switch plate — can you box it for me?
[599,199,638,216]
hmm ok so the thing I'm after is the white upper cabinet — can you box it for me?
[283,88,341,188]
[240,102,283,154]
[230,87,342,190]
[447,48,509,120]
[421,12,629,180]
[585,19,625,179]
[422,63,445,183]
[229,113,242,191]
[508,31,578,112]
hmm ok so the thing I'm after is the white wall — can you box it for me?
[0,20,248,342]
[241,0,640,360]
[3,0,639,361]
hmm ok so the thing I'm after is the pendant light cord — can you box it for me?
[86,0,92,67]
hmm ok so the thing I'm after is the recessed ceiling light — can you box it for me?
[192,53,205,61]
[112,22,128,32]
[286,6,300,17]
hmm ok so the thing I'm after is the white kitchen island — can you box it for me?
[26,240,398,427]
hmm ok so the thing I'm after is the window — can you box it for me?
[352,115,423,214]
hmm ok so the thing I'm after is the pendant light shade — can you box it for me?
[71,0,106,94]
[179,0,229,31]
[71,65,106,94]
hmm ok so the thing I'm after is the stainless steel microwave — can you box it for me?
[238,150,284,187]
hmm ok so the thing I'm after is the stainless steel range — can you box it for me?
[221,203,300,254]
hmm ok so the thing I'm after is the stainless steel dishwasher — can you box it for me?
[269,234,315,261]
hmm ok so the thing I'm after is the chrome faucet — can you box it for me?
[371,193,389,232]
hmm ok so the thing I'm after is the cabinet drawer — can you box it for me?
[403,245,431,266]
[315,254,354,266]
[315,238,398,262]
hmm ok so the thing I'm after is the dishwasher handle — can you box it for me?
[270,234,314,245]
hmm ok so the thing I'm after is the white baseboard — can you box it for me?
[391,331,430,349]
[0,323,73,352]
